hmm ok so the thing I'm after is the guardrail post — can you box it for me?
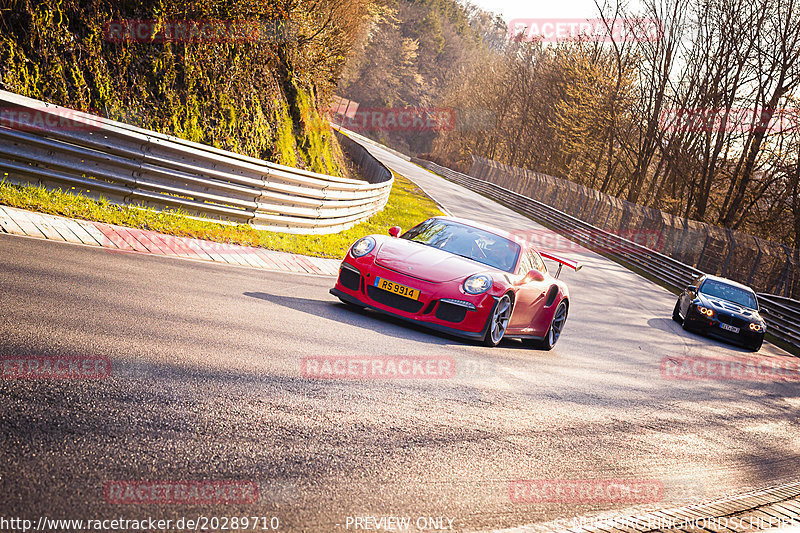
[748,237,764,286]
[721,228,735,277]
[775,245,792,297]
[675,217,689,262]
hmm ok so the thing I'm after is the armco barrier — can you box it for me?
[0,91,393,234]
[412,157,800,352]
[469,155,799,298]
[332,126,412,162]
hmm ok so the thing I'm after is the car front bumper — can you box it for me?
[331,258,498,341]
[684,312,765,346]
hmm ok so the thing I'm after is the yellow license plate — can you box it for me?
[375,277,420,300]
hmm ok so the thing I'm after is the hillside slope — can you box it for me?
[0,0,368,176]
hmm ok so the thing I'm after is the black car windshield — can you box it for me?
[700,279,758,309]
[402,219,520,273]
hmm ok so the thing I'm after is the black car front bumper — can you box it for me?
[684,312,764,347]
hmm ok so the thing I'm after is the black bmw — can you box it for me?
[672,274,767,351]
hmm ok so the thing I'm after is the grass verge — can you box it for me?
[0,172,443,259]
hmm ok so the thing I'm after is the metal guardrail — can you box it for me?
[471,155,800,299]
[0,91,393,234]
[412,157,800,352]
[332,126,412,162]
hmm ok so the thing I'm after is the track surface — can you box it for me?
[1,144,799,532]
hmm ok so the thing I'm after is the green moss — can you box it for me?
[295,86,340,175]
[0,0,350,178]
[273,100,298,167]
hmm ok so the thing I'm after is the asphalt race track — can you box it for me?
[1,143,799,532]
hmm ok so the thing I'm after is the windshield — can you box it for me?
[700,279,758,309]
[402,219,520,273]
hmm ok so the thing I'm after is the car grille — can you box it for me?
[710,328,748,345]
[717,312,749,329]
[339,267,361,291]
[366,285,424,313]
[435,301,468,323]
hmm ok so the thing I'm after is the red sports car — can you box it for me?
[330,217,581,349]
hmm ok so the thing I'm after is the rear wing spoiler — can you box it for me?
[540,251,582,278]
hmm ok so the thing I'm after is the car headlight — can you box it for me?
[749,323,764,332]
[350,236,376,258]
[463,274,493,294]
[697,306,714,317]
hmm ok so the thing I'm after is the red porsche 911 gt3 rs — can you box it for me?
[330,217,581,349]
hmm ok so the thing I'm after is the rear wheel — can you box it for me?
[483,294,512,347]
[530,300,568,351]
[672,301,683,323]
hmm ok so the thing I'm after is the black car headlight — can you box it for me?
[463,274,492,295]
[749,323,765,332]
[697,306,714,317]
[350,236,376,258]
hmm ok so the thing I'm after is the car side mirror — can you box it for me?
[760,307,769,315]
[526,269,546,283]
[389,226,401,238]
[686,285,697,293]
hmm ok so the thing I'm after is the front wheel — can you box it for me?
[530,300,568,351]
[672,301,683,323]
[746,338,763,352]
[483,294,512,347]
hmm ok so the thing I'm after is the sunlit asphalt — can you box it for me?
[1,143,798,531]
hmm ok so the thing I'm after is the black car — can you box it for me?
[672,274,767,351]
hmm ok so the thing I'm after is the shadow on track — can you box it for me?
[244,291,457,346]
[243,291,534,350]
[648,317,750,353]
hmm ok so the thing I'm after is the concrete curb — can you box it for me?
[0,205,341,277]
